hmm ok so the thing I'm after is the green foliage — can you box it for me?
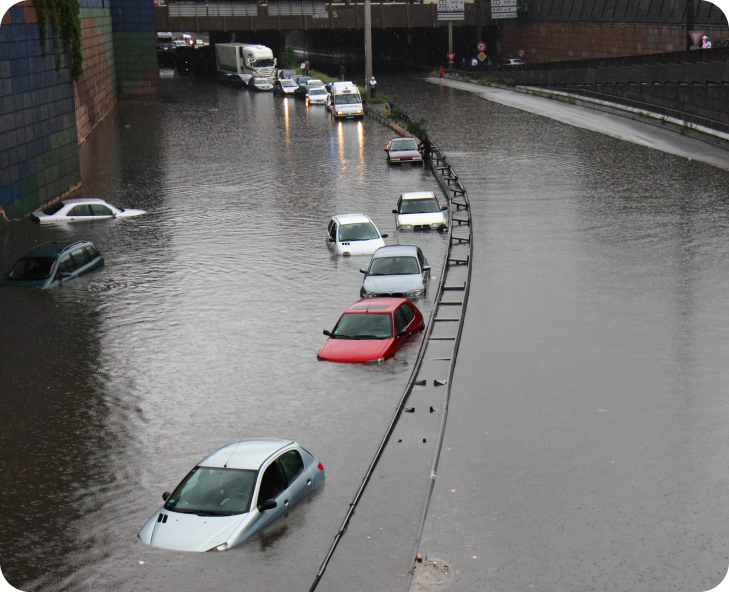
[36,0,83,81]
[406,117,428,138]
[477,75,514,87]
[280,46,297,69]
[388,106,404,121]
[462,76,471,82]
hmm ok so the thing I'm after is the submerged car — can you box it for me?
[139,439,325,552]
[249,77,273,91]
[294,79,325,99]
[1,240,104,289]
[318,297,424,363]
[218,73,248,88]
[360,245,430,299]
[31,198,145,223]
[274,79,298,95]
[393,191,448,231]
[306,88,328,105]
[326,213,388,257]
[385,137,422,164]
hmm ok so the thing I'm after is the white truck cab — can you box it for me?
[215,43,276,79]
[328,82,363,119]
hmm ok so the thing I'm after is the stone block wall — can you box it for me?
[75,0,117,141]
[111,0,159,99]
[0,2,81,222]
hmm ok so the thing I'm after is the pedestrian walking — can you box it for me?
[340,63,346,80]
[420,134,432,162]
[304,60,310,75]
[300,61,306,73]
[369,75,377,98]
[438,66,444,78]
[471,56,478,69]
[460,57,466,70]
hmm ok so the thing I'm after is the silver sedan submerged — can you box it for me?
[360,245,431,299]
[138,439,325,552]
[32,198,145,223]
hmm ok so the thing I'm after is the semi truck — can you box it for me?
[215,44,277,80]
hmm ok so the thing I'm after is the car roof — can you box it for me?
[401,191,436,200]
[391,137,416,142]
[332,213,373,225]
[344,298,408,314]
[198,439,294,470]
[26,240,91,257]
[372,245,419,259]
[62,198,107,205]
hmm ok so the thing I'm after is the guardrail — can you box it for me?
[308,103,473,591]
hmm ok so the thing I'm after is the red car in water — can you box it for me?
[318,298,425,364]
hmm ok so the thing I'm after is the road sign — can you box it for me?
[518,49,525,58]
[491,9,517,18]
[689,30,704,46]
[491,0,517,5]
[437,0,464,20]
[477,41,486,52]
[447,52,456,62]
[478,52,487,62]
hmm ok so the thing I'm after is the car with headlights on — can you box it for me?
[393,191,448,231]
[294,79,325,99]
[306,88,328,105]
[31,198,145,223]
[385,137,422,164]
[248,77,273,91]
[138,439,325,552]
[318,297,424,363]
[326,213,388,257]
[2,240,104,289]
[274,78,298,95]
[359,245,430,299]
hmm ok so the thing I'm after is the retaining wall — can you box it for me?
[112,0,159,99]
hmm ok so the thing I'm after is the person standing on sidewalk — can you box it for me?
[369,75,377,98]
[420,134,432,162]
[340,64,346,80]
[304,60,310,75]
[438,66,444,78]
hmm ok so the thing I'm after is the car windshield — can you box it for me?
[400,198,440,213]
[332,312,392,339]
[339,222,379,241]
[281,80,296,87]
[391,140,419,152]
[307,80,324,87]
[309,89,326,96]
[334,94,361,105]
[8,257,56,281]
[42,202,65,215]
[164,467,257,516]
[251,59,274,67]
[369,256,420,276]
[253,78,268,83]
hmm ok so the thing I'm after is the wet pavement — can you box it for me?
[2,72,729,592]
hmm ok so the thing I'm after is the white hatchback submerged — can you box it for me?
[32,198,145,223]
[393,191,448,231]
[327,213,388,256]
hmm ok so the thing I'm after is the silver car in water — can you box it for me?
[360,245,431,299]
[138,439,325,552]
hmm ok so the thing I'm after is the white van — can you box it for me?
[328,82,363,119]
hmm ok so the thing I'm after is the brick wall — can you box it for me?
[75,0,117,141]
[111,0,159,100]
[500,22,729,63]
[0,2,81,223]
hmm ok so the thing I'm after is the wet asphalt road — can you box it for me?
[2,73,729,592]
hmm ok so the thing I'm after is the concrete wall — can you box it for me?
[112,0,159,99]
[0,2,81,223]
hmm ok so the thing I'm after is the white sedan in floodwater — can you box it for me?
[139,439,325,552]
[31,198,145,223]
[326,213,388,257]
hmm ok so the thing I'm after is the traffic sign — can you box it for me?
[518,49,525,58]
[447,53,456,62]
[478,52,487,62]
[477,41,486,52]
[689,30,704,45]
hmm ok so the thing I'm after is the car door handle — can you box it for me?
[284,499,289,506]
[307,479,311,486]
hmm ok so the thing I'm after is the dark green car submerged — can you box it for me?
[2,240,104,289]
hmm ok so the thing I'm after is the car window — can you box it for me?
[391,139,418,152]
[328,221,337,241]
[339,222,378,241]
[68,205,92,216]
[84,246,100,261]
[42,202,65,215]
[59,255,76,274]
[394,305,409,334]
[278,450,304,485]
[332,312,393,339]
[71,249,90,268]
[165,467,257,516]
[400,198,439,214]
[7,257,56,281]
[369,256,420,276]
[401,302,415,325]
[257,462,285,505]
[90,204,113,216]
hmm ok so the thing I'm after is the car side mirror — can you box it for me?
[381,234,388,238]
[423,265,431,272]
[328,238,334,242]
[397,329,409,337]
[162,491,171,501]
[323,329,331,336]
[61,272,72,279]
[441,206,448,210]
[392,209,398,214]
[360,268,367,274]
[258,499,277,512]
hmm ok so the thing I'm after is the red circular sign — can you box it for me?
[518,49,526,58]
[477,42,486,52]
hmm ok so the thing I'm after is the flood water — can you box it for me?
[2,72,729,592]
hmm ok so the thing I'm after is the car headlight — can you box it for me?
[365,357,385,365]
[390,158,400,161]
[399,224,413,230]
[356,110,362,114]
[337,111,343,115]
[430,222,443,229]
[207,543,228,552]
[361,290,377,298]
[405,289,422,297]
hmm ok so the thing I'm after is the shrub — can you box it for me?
[406,117,428,138]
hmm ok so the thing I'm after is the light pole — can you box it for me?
[364,0,373,88]
[686,0,694,50]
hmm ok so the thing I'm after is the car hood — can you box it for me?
[396,212,446,226]
[139,508,248,552]
[318,338,391,363]
[118,208,146,217]
[389,149,421,160]
[363,274,423,294]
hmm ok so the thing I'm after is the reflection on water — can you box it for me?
[0,76,443,591]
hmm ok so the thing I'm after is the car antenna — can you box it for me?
[223,440,244,468]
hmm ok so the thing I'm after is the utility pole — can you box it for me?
[686,0,694,50]
[364,0,372,88]
[448,22,453,68]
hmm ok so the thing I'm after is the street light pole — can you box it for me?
[364,0,373,87]
[686,0,694,50]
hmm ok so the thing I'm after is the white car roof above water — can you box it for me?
[333,213,373,225]
[198,439,293,470]
[62,198,109,204]
[372,244,419,258]
[401,191,437,200]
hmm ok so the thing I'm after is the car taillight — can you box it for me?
[317,462,324,470]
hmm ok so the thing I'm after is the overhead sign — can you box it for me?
[438,0,464,20]
[492,0,517,19]
[447,52,456,61]
[477,41,486,52]
[478,52,487,61]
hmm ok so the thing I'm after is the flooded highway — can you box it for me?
[2,72,729,592]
